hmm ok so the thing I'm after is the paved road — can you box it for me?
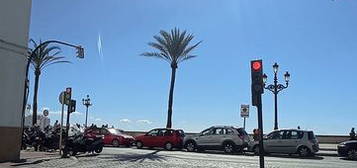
[12,147,356,168]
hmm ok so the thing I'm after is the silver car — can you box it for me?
[250,129,319,157]
[184,126,250,153]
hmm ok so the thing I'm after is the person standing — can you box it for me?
[350,128,356,140]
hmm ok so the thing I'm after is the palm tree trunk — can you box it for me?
[32,69,41,126]
[166,66,177,128]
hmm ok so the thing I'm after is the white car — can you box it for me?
[250,129,319,157]
[184,126,251,153]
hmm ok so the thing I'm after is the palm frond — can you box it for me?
[28,40,69,70]
[143,28,201,66]
[42,60,71,69]
[141,52,171,64]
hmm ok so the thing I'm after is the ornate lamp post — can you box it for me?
[262,63,290,130]
[82,95,92,127]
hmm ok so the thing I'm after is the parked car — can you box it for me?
[135,128,185,150]
[337,140,357,160]
[250,129,319,157]
[183,126,250,153]
[85,127,135,147]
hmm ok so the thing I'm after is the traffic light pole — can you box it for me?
[257,95,265,168]
[62,103,71,158]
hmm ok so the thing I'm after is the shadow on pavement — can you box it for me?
[340,157,357,162]
[10,158,52,167]
[265,154,324,160]
[99,150,168,163]
[75,153,100,158]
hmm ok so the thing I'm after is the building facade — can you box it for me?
[0,0,32,162]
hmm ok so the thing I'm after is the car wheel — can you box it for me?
[298,146,311,157]
[136,141,143,149]
[223,142,235,153]
[348,149,357,160]
[112,139,120,147]
[185,141,196,152]
[164,142,173,151]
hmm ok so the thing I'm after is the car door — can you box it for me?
[145,129,159,147]
[210,128,225,147]
[280,130,300,153]
[101,128,112,144]
[196,128,214,147]
[265,131,284,153]
[157,129,171,147]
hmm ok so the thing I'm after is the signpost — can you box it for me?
[240,104,249,129]
[58,91,65,155]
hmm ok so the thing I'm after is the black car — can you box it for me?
[337,140,357,160]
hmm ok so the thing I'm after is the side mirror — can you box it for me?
[263,135,268,140]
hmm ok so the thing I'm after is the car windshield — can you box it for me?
[108,129,123,135]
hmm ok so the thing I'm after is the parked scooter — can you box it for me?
[65,129,104,156]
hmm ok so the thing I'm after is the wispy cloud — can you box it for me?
[97,32,104,62]
[136,120,153,125]
[120,119,131,123]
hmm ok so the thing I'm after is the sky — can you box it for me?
[28,0,357,135]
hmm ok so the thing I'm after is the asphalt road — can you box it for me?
[14,147,356,168]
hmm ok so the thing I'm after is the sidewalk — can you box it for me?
[0,151,63,168]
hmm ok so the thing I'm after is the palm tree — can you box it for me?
[142,28,201,128]
[29,39,70,125]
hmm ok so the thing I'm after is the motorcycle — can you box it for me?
[65,130,104,156]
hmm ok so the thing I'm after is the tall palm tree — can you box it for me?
[29,39,70,125]
[142,28,201,128]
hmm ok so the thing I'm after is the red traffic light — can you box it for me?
[252,61,262,71]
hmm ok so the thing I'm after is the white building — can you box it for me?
[0,0,32,162]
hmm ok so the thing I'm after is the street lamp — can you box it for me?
[263,62,290,130]
[82,95,92,127]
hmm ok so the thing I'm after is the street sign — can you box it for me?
[240,104,249,118]
[43,109,49,117]
[59,92,65,104]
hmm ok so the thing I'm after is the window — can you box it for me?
[212,128,225,135]
[226,129,234,135]
[285,131,299,139]
[236,128,248,136]
[308,131,316,140]
[201,128,212,136]
[268,131,283,139]
[159,129,173,136]
[147,129,159,136]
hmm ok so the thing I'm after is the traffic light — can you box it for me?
[70,100,76,113]
[251,60,264,106]
[65,87,72,105]
[76,46,84,58]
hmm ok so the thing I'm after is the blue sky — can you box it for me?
[28,0,357,135]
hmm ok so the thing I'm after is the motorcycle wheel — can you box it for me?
[95,145,103,153]
[69,150,77,156]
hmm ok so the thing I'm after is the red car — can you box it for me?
[85,127,135,147]
[135,128,185,150]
